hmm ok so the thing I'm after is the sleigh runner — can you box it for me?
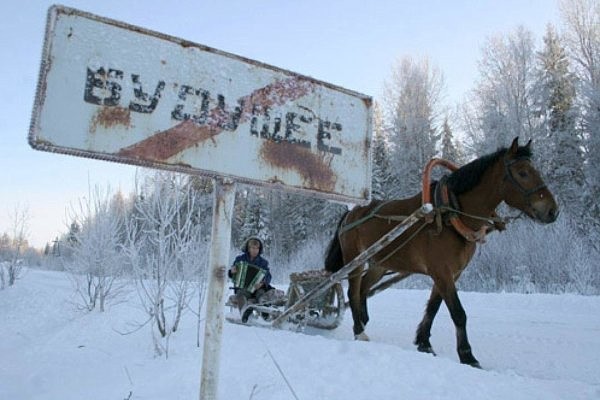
[226,269,346,329]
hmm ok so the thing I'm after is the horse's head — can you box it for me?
[501,137,558,224]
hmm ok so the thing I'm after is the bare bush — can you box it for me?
[65,186,127,312]
[123,172,208,357]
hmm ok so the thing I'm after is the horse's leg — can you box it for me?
[434,276,480,368]
[347,268,370,341]
[358,266,387,327]
[414,285,443,355]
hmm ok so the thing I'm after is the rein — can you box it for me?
[338,200,394,235]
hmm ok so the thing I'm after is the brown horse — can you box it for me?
[324,138,558,367]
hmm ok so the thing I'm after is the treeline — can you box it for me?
[36,0,600,295]
[371,0,600,294]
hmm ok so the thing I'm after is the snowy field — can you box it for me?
[1,268,599,400]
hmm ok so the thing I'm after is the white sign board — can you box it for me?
[29,5,372,203]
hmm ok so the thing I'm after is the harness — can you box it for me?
[340,155,542,244]
[422,158,503,243]
[504,157,547,196]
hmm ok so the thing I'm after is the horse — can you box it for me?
[324,137,558,368]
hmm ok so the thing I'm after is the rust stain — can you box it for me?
[260,140,336,192]
[118,120,219,160]
[117,77,315,161]
[91,106,131,133]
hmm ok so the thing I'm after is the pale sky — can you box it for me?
[0,0,560,248]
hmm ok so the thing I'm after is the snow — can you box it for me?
[1,269,599,400]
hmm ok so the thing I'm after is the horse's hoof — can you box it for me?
[416,343,436,356]
[354,332,370,341]
[468,361,482,369]
[460,357,482,369]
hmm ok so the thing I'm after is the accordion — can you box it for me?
[231,261,266,294]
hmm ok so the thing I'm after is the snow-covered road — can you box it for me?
[1,269,598,399]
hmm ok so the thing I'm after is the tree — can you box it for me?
[560,0,600,87]
[65,185,127,312]
[1,205,30,288]
[371,101,397,200]
[440,116,464,164]
[535,24,584,216]
[67,221,81,246]
[464,26,540,155]
[239,187,270,246]
[381,56,444,197]
[123,172,208,357]
[560,0,600,244]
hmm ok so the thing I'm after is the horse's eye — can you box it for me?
[518,170,528,178]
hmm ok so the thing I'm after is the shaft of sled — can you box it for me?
[367,271,412,299]
[272,203,433,328]
[343,272,412,307]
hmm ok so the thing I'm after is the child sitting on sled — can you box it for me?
[228,237,283,322]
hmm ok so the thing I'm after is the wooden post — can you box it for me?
[200,178,236,400]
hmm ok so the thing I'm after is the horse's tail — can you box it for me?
[324,211,348,273]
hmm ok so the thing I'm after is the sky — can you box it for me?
[0,0,561,248]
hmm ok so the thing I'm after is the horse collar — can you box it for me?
[433,178,488,243]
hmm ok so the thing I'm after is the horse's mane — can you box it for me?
[447,145,533,195]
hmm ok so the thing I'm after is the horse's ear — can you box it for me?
[524,139,532,152]
[509,137,519,156]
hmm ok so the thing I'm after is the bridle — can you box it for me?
[503,157,547,199]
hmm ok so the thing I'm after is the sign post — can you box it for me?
[29,6,372,399]
[201,178,235,399]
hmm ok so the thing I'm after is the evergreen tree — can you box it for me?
[535,24,584,216]
[67,221,80,246]
[238,187,270,248]
[440,116,464,164]
[371,101,396,199]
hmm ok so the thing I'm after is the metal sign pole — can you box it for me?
[200,178,236,400]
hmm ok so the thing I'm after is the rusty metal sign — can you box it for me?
[29,5,372,203]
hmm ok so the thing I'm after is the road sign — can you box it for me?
[29,5,372,204]
[29,6,373,400]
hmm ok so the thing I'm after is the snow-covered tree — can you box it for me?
[440,116,464,164]
[65,185,127,312]
[560,0,600,244]
[123,172,208,357]
[381,56,444,197]
[464,26,540,154]
[0,205,30,288]
[371,101,397,200]
[535,24,584,216]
